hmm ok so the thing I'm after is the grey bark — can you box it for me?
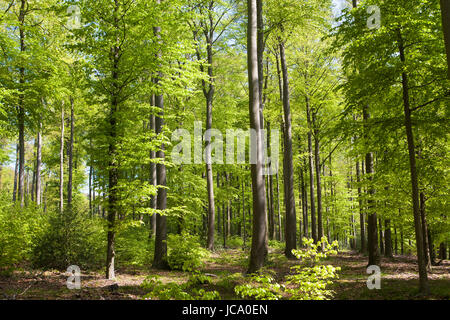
[247,0,268,273]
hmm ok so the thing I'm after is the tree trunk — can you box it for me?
[153,3,169,269]
[356,161,366,253]
[17,0,26,208]
[279,40,296,258]
[276,171,282,241]
[59,102,65,213]
[398,31,429,293]
[67,97,74,207]
[440,0,450,78]
[202,20,216,251]
[149,94,157,239]
[364,105,380,266]
[420,192,431,270]
[306,96,317,242]
[35,120,42,206]
[313,114,323,243]
[301,164,308,239]
[247,0,268,273]
[106,0,122,279]
[379,218,384,255]
[385,219,393,258]
[267,122,275,240]
[13,144,19,202]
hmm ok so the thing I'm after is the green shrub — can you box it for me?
[116,222,153,267]
[227,236,244,248]
[141,274,220,300]
[167,232,209,271]
[0,197,46,274]
[32,208,105,270]
[235,272,283,300]
[285,237,341,300]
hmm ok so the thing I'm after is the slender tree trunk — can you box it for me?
[247,0,268,273]
[67,97,74,207]
[17,0,26,208]
[364,105,380,266]
[306,96,317,242]
[313,115,323,243]
[301,164,308,239]
[242,179,246,247]
[385,219,393,258]
[356,160,366,253]
[276,171,282,241]
[13,144,19,202]
[398,31,429,293]
[440,0,450,79]
[89,164,93,215]
[149,109,157,239]
[379,218,384,255]
[279,40,296,258]
[420,192,431,270]
[267,122,275,240]
[59,102,65,213]
[36,120,42,206]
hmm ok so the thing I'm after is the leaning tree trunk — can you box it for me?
[247,0,268,273]
[279,39,296,259]
[398,31,429,294]
[440,0,450,79]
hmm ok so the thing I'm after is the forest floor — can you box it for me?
[1,248,449,300]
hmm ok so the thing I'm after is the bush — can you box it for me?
[227,236,244,248]
[115,222,153,267]
[167,232,209,272]
[141,274,220,300]
[235,272,283,300]
[32,208,105,270]
[0,196,46,274]
[285,237,341,300]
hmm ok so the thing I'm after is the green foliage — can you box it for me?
[167,232,209,271]
[141,274,220,300]
[216,272,244,291]
[227,236,244,248]
[32,208,105,270]
[115,223,153,267]
[285,237,340,300]
[0,194,46,274]
[235,272,283,300]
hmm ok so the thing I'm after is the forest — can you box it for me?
[0,0,449,301]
